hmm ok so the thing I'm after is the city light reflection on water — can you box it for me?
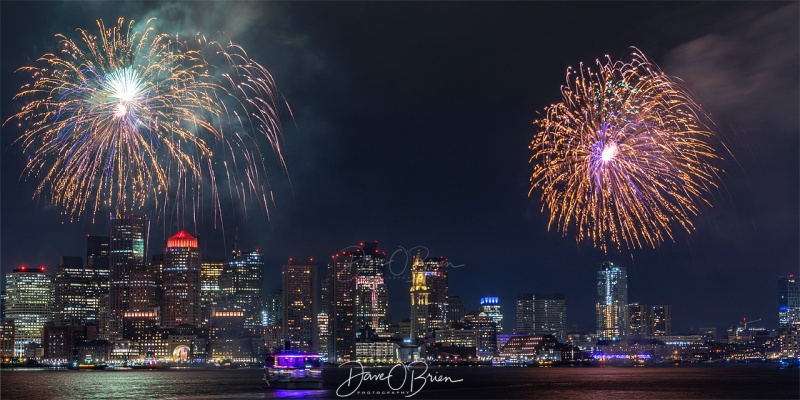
[1,365,798,399]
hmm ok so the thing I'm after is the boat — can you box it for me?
[264,351,323,389]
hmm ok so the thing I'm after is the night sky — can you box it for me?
[1,2,798,335]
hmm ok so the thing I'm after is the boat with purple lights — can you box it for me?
[264,351,323,389]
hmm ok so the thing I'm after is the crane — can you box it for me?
[739,317,762,331]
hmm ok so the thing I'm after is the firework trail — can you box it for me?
[6,18,287,224]
[529,48,723,252]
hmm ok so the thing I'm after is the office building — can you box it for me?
[353,242,389,334]
[447,295,465,326]
[463,310,498,358]
[325,249,357,362]
[410,253,448,341]
[220,250,264,328]
[161,231,202,328]
[516,293,566,342]
[200,257,225,327]
[480,297,504,334]
[54,256,104,326]
[1,319,14,361]
[596,261,628,340]
[282,258,318,352]
[5,267,54,357]
[263,291,282,327]
[651,305,672,337]
[43,324,97,364]
[628,303,650,336]
[779,275,800,328]
[108,215,150,340]
[779,274,800,358]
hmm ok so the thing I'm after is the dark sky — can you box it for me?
[1,2,798,335]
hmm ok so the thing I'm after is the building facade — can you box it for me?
[54,256,104,326]
[200,257,225,327]
[410,253,448,341]
[651,305,672,337]
[353,242,389,334]
[516,293,566,342]
[161,231,202,328]
[480,297,504,334]
[325,250,357,362]
[596,261,628,340]
[447,295,465,326]
[220,250,264,328]
[627,303,650,336]
[5,267,54,357]
[282,259,318,352]
[779,274,800,358]
[108,215,150,341]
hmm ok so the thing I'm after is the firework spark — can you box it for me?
[529,48,722,252]
[6,18,287,224]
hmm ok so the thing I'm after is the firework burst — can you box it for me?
[529,48,722,252]
[6,18,287,224]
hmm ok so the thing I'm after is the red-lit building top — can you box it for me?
[167,230,198,249]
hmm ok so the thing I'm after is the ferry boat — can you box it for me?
[264,351,323,389]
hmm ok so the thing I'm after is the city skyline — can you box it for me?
[2,1,798,338]
[1,221,794,337]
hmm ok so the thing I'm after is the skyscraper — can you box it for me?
[161,231,202,328]
[282,259,318,352]
[86,235,110,270]
[353,242,389,334]
[596,261,628,340]
[5,267,53,357]
[447,295,465,326]
[108,214,149,340]
[86,235,110,329]
[779,275,799,328]
[651,305,672,337]
[200,257,225,327]
[263,291,282,327]
[54,256,104,326]
[409,253,448,341]
[325,250,357,362]
[515,293,566,342]
[480,297,504,334]
[628,303,650,336]
[463,310,498,359]
[220,250,265,328]
[778,275,800,358]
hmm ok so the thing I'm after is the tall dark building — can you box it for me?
[282,259,318,352]
[86,235,110,270]
[628,303,650,336]
[85,235,110,323]
[353,242,389,334]
[779,274,800,358]
[161,231,202,328]
[516,293,566,342]
[779,275,800,328]
[220,250,264,328]
[325,250,357,362]
[263,291,282,327]
[480,297,503,334]
[54,256,105,326]
[447,295,465,326]
[107,215,149,340]
[200,257,225,327]
[651,305,672,337]
[464,310,498,358]
[596,261,628,340]
[409,253,448,341]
